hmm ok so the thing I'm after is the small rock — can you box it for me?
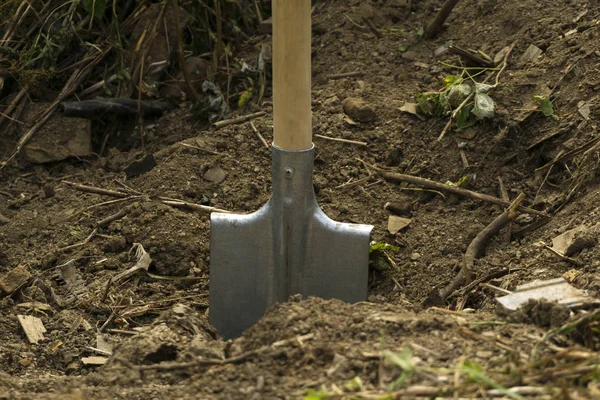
[342,97,376,122]
[384,201,412,217]
[410,252,421,261]
[565,233,597,257]
[552,224,598,256]
[203,164,226,183]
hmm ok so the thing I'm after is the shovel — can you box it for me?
[209,0,373,339]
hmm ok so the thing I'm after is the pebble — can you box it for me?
[342,97,376,122]
[410,252,421,261]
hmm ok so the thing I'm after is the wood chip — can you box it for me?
[17,315,47,344]
[388,216,412,235]
[519,44,543,66]
[399,102,425,120]
[82,356,108,366]
[0,265,31,295]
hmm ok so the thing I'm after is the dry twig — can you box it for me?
[62,181,130,198]
[213,111,266,129]
[314,134,367,146]
[250,120,270,150]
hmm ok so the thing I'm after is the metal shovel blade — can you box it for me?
[209,145,373,339]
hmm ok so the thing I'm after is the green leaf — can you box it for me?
[82,0,106,21]
[534,95,558,120]
[443,75,462,89]
[369,241,400,254]
[417,92,442,116]
[455,106,474,131]
[238,89,253,109]
[472,92,495,119]
[416,26,425,39]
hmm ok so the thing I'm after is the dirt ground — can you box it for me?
[1,0,600,399]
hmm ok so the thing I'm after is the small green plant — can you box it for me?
[369,241,400,271]
[417,73,496,132]
[461,360,525,400]
[303,388,330,400]
[534,95,558,120]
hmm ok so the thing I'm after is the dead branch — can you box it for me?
[424,0,461,39]
[377,169,547,216]
[60,99,171,118]
[440,194,525,299]
[213,111,266,129]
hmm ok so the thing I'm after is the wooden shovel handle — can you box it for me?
[272,0,312,151]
